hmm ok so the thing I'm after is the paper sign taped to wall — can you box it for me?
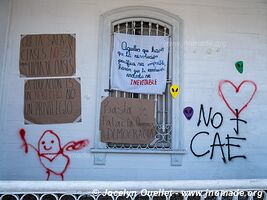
[19,34,76,77]
[100,97,156,144]
[24,78,81,124]
[111,33,169,94]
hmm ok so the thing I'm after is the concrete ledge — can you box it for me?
[0,179,267,193]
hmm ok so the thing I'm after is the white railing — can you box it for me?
[0,180,266,200]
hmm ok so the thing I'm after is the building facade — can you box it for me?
[0,0,267,181]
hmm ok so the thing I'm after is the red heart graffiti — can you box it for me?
[218,80,257,117]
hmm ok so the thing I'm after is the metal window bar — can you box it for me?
[107,19,172,150]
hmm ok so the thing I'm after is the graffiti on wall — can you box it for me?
[218,80,257,117]
[19,129,89,180]
[190,80,257,163]
[235,61,244,74]
[183,106,194,120]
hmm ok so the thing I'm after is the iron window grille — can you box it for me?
[105,18,173,150]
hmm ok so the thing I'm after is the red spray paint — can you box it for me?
[218,80,257,117]
[19,129,89,180]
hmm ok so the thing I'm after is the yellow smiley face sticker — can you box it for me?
[170,84,180,99]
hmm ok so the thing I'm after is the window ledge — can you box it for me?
[91,148,186,166]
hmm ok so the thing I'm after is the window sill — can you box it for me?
[91,148,186,166]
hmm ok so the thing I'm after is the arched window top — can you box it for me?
[101,6,182,28]
[112,19,170,36]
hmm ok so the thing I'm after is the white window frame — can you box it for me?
[91,6,186,166]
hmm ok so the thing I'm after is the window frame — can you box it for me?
[91,6,186,166]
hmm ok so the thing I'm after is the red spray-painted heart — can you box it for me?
[218,80,257,117]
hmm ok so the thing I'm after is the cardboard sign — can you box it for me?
[111,33,169,94]
[100,97,155,144]
[24,78,81,124]
[20,34,76,77]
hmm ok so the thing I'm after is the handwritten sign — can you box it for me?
[24,78,81,124]
[111,33,169,94]
[100,97,155,144]
[20,34,76,77]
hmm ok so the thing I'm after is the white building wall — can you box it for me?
[0,0,266,180]
[0,0,12,179]
[0,0,10,71]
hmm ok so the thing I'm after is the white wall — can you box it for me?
[0,0,266,180]
[0,0,12,179]
[0,0,10,68]
[0,0,11,123]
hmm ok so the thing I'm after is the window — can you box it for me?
[108,19,172,150]
[92,6,186,166]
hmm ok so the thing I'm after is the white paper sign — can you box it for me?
[111,33,169,94]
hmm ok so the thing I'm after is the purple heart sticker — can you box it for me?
[183,107,194,120]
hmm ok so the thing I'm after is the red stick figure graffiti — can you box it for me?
[19,129,89,180]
